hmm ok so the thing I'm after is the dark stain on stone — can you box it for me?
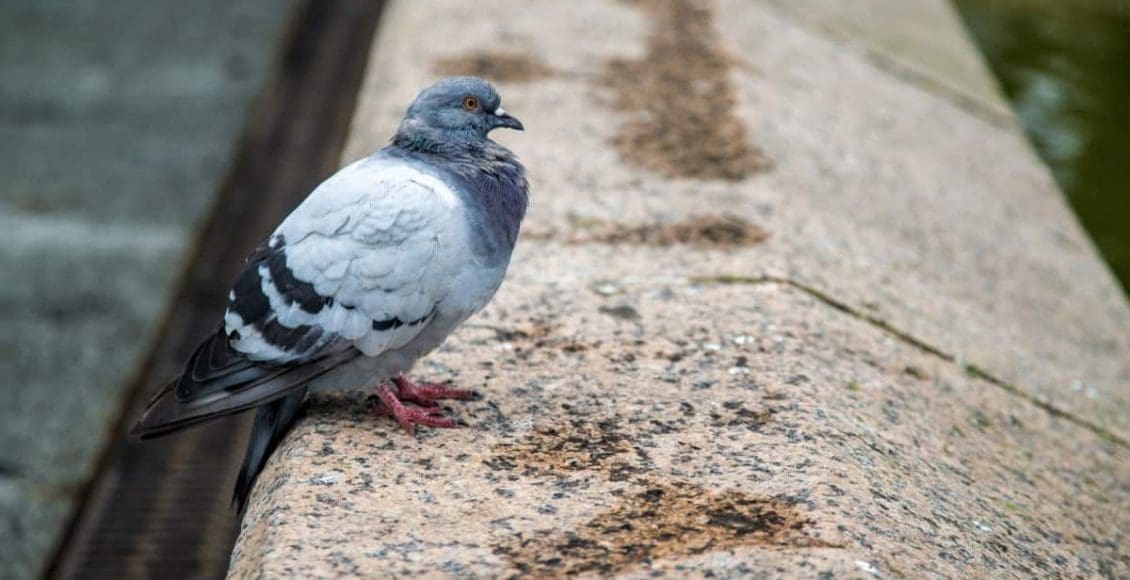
[478,319,595,359]
[530,214,770,248]
[485,419,633,477]
[594,214,769,248]
[496,481,817,576]
[601,0,769,180]
[599,304,641,320]
[434,52,554,82]
[711,400,775,432]
[483,413,810,574]
[481,321,555,343]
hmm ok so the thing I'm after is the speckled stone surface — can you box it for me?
[229,0,1130,577]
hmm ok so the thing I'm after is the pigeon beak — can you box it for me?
[493,107,524,131]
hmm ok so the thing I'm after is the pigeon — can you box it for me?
[132,77,529,511]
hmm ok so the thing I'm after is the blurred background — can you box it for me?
[0,0,1126,578]
[954,0,1130,291]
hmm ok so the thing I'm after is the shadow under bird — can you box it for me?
[132,77,529,511]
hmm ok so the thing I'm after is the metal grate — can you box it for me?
[47,1,384,577]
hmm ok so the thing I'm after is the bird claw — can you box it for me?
[371,376,474,435]
[392,375,479,406]
[372,405,456,435]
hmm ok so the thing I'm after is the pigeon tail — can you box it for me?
[233,389,306,513]
[130,327,359,439]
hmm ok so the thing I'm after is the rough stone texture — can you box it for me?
[0,1,299,577]
[230,0,1130,577]
[756,0,1012,120]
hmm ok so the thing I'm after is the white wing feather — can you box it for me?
[227,157,468,362]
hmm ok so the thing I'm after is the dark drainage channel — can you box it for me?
[46,0,384,577]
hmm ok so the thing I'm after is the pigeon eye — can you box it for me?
[462,96,480,111]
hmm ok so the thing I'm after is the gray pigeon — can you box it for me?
[132,77,528,511]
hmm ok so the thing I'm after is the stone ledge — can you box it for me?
[229,0,1130,576]
[232,279,1126,577]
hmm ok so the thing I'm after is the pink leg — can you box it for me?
[391,374,478,407]
[372,384,457,435]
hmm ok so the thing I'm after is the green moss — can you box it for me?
[688,274,763,285]
[903,365,928,380]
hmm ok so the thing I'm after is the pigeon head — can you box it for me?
[398,77,523,143]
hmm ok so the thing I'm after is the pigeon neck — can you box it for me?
[391,122,483,159]
[384,127,529,263]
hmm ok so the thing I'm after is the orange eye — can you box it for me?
[462,96,480,111]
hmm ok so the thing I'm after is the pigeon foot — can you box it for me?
[391,374,479,407]
[372,385,457,435]
[371,376,477,435]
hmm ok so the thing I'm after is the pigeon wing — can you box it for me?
[133,157,466,437]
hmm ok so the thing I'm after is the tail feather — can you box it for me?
[130,341,359,439]
[233,389,307,513]
[128,326,360,514]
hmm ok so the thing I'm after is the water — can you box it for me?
[953,0,1130,294]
